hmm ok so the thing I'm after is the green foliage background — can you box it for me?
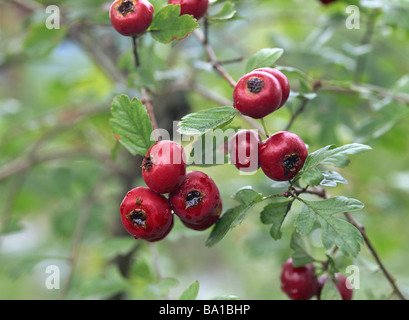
[0,0,408,300]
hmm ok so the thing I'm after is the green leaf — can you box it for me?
[149,5,199,43]
[290,231,315,267]
[178,107,239,135]
[296,143,372,182]
[233,187,263,205]
[245,48,284,73]
[320,279,342,300]
[179,281,200,300]
[260,199,292,240]
[109,95,154,156]
[320,171,348,187]
[301,167,323,186]
[295,197,364,257]
[206,204,251,247]
[208,2,237,21]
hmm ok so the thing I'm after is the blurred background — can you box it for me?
[0,0,408,300]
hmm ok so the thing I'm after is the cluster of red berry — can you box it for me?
[231,67,308,181]
[109,0,209,37]
[120,140,222,241]
[281,258,353,300]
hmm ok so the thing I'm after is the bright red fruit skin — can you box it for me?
[233,71,282,119]
[169,171,222,228]
[280,258,319,300]
[230,130,261,172]
[110,0,154,37]
[254,67,290,107]
[259,131,308,181]
[168,0,209,20]
[120,187,173,241]
[317,274,353,300]
[181,200,222,231]
[142,140,187,194]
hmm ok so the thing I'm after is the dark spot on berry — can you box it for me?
[128,209,147,228]
[283,153,300,175]
[142,155,153,171]
[185,190,203,209]
[246,77,264,94]
[117,0,135,16]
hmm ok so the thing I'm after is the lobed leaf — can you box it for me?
[178,107,239,135]
[149,5,199,43]
[109,95,154,156]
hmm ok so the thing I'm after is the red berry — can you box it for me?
[254,67,290,107]
[110,0,154,37]
[233,71,282,119]
[317,274,353,300]
[230,130,261,172]
[142,140,187,194]
[168,0,209,20]
[169,171,222,229]
[280,258,319,300]
[120,187,173,242]
[181,200,223,231]
[259,131,308,181]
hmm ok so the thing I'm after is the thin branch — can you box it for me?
[141,87,160,141]
[193,29,237,88]
[284,81,322,131]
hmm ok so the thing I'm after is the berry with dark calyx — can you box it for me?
[110,0,154,37]
[259,131,308,181]
[233,71,282,119]
[120,187,173,242]
[230,130,262,172]
[168,0,209,20]
[280,258,319,300]
[317,273,353,300]
[142,140,187,194]
[254,67,290,107]
[169,171,222,230]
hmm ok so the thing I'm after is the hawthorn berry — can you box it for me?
[254,67,290,107]
[259,131,308,181]
[168,0,209,20]
[169,171,222,230]
[233,70,283,119]
[120,187,173,242]
[317,273,353,300]
[110,0,154,37]
[142,140,187,194]
[230,130,261,172]
[280,258,319,300]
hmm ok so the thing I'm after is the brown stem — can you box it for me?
[141,87,160,141]
[284,81,322,131]
[193,29,237,88]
